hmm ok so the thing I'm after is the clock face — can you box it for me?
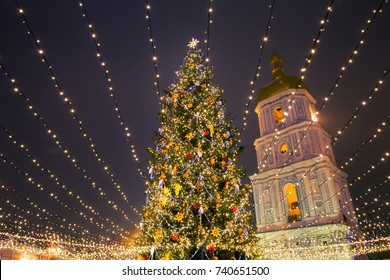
[280,143,288,154]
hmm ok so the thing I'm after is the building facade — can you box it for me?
[250,52,357,259]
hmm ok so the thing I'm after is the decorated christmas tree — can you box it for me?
[136,39,258,260]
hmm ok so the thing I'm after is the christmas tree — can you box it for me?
[137,39,258,260]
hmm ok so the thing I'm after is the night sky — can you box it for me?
[0,0,389,241]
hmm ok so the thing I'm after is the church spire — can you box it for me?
[270,49,285,80]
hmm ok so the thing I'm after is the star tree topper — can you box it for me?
[188,38,199,49]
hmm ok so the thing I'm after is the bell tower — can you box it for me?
[250,51,357,259]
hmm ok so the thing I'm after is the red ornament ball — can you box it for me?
[207,245,215,251]
[222,156,227,161]
[232,207,238,213]
[172,234,179,241]
[186,152,191,158]
[193,204,199,210]
[179,91,184,96]
[203,130,209,136]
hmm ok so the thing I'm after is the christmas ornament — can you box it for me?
[161,198,167,207]
[162,187,169,195]
[208,125,214,135]
[211,228,220,237]
[174,184,182,196]
[193,203,199,210]
[176,212,184,222]
[207,245,215,251]
[148,166,154,179]
[154,231,163,241]
[171,234,179,241]
[185,133,193,139]
[186,152,191,158]
[203,129,209,136]
[232,207,238,213]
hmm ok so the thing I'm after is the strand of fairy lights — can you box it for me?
[0,221,79,251]
[256,116,389,229]
[254,0,387,175]
[77,0,145,178]
[0,190,104,242]
[0,230,134,260]
[0,63,141,221]
[0,231,114,251]
[144,0,162,99]
[254,68,389,209]
[354,176,390,202]
[0,216,96,249]
[0,231,133,259]
[0,183,101,240]
[0,202,103,244]
[13,0,140,214]
[0,222,117,259]
[357,205,390,234]
[0,123,126,234]
[205,0,213,63]
[0,153,121,236]
[239,0,277,136]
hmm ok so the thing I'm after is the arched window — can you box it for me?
[273,107,284,123]
[280,143,288,154]
[284,183,301,222]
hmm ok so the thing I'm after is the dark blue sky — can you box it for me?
[0,0,389,240]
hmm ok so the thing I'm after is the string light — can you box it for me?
[0,197,103,243]
[0,153,121,236]
[77,0,145,179]
[0,183,106,242]
[238,0,277,136]
[12,0,141,216]
[205,0,214,63]
[0,122,126,235]
[0,62,141,221]
[144,0,162,98]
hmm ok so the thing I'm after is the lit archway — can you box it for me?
[284,183,301,222]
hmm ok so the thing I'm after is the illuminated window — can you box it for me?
[273,107,283,123]
[284,183,301,223]
[280,143,288,154]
